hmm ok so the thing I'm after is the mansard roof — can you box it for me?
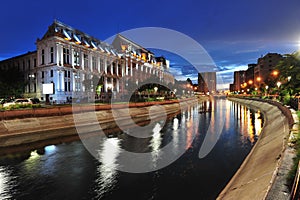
[41,20,117,54]
[112,34,154,55]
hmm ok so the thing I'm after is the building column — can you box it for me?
[104,57,107,74]
[71,47,74,67]
[61,71,64,91]
[116,78,120,93]
[56,70,60,91]
[116,60,119,76]
[130,60,133,77]
[125,58,128,76]
[104,77,107,92]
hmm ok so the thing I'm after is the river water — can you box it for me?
[0,98,263,200]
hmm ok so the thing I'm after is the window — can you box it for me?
[74,50,80,66]
[64,71,67,77]
[50,70,53,77]
[50,47,54,63]
[41,49,45,65]
[68,71,70,78]
[63,47,70,64]
[23,61,25,71]
[65,82,67,91]
[42,71,44,78]
[92,56,97,71]
[34,59,37,67]
[84,54,88,70]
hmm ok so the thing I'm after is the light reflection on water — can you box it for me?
[0,98,264,200]
[95,137,120,199]
[0,167,13,200]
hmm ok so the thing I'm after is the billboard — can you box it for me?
[42,83,54,94]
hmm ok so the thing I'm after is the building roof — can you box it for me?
[41,20,117,53]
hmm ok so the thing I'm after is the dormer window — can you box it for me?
[74,34,81,44]
[91,41,97,50]
[63,29,71,41]
[83,40,90,48]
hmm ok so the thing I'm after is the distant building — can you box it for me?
[198,72,216,94]
[254,53,282,87]
[233,70,246,92]
[245,64,256,85]
[229,53,283,93]
[0,20,174,103]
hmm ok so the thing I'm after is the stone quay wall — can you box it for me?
[218,97,294,200]
[0,98,198,156]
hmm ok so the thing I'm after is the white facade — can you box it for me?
[0,20,175,103]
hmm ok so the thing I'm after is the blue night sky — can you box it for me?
[0,0,300,89]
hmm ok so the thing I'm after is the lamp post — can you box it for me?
[265,85,269,97]
[276,81,281,100]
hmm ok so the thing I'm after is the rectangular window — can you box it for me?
[42,71,44,78]
[68,82,71,92]
[92,56,97,71]
[28,60,30,69]
[50,70,53,77]
[63,47,70,64]
[23,61,25,71]
[50,47,54,63]
[68,71,70,78]
[74,50,80,66]
[99,58,103,71]
[41,49,45,65]
[64,71,67,77]
[65,82,67,91]
[84,54,88,70]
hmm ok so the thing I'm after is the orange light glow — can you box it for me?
[272,70,279,76]
[256,77,261,82]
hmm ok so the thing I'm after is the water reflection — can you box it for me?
[230,101,263,145]
[0,167,13,200]
[150,123,163,167]
[95,137,120,199]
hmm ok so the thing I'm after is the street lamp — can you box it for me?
[276,81,281,88]
[272,70,279,77]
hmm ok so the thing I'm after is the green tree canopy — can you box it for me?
[275,51,300,95]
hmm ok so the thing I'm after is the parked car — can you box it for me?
[30,98,40,104]
[3,98,33,107]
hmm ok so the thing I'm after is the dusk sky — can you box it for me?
[1,0,300,89]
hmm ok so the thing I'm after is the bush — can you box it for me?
[2,103,41,111]
[287,111,300,189]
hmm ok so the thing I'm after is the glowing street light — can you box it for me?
[276,81,281,88]
[272,70,279,77]
[256,77,261,82]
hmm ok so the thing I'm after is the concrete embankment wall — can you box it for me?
[217,97,293,200]
[0,98,198,156]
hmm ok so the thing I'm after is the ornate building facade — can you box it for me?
[0,20,174,103]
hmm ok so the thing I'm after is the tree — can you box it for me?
[275,51,300,96]
[0,67,26,98]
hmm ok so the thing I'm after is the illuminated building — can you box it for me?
[254,53,283,87]
[0,20,174,103]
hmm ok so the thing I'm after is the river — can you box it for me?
[0,98,263,200]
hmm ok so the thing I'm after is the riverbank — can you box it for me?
[217,97,294,200]
[0,97,201,157]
